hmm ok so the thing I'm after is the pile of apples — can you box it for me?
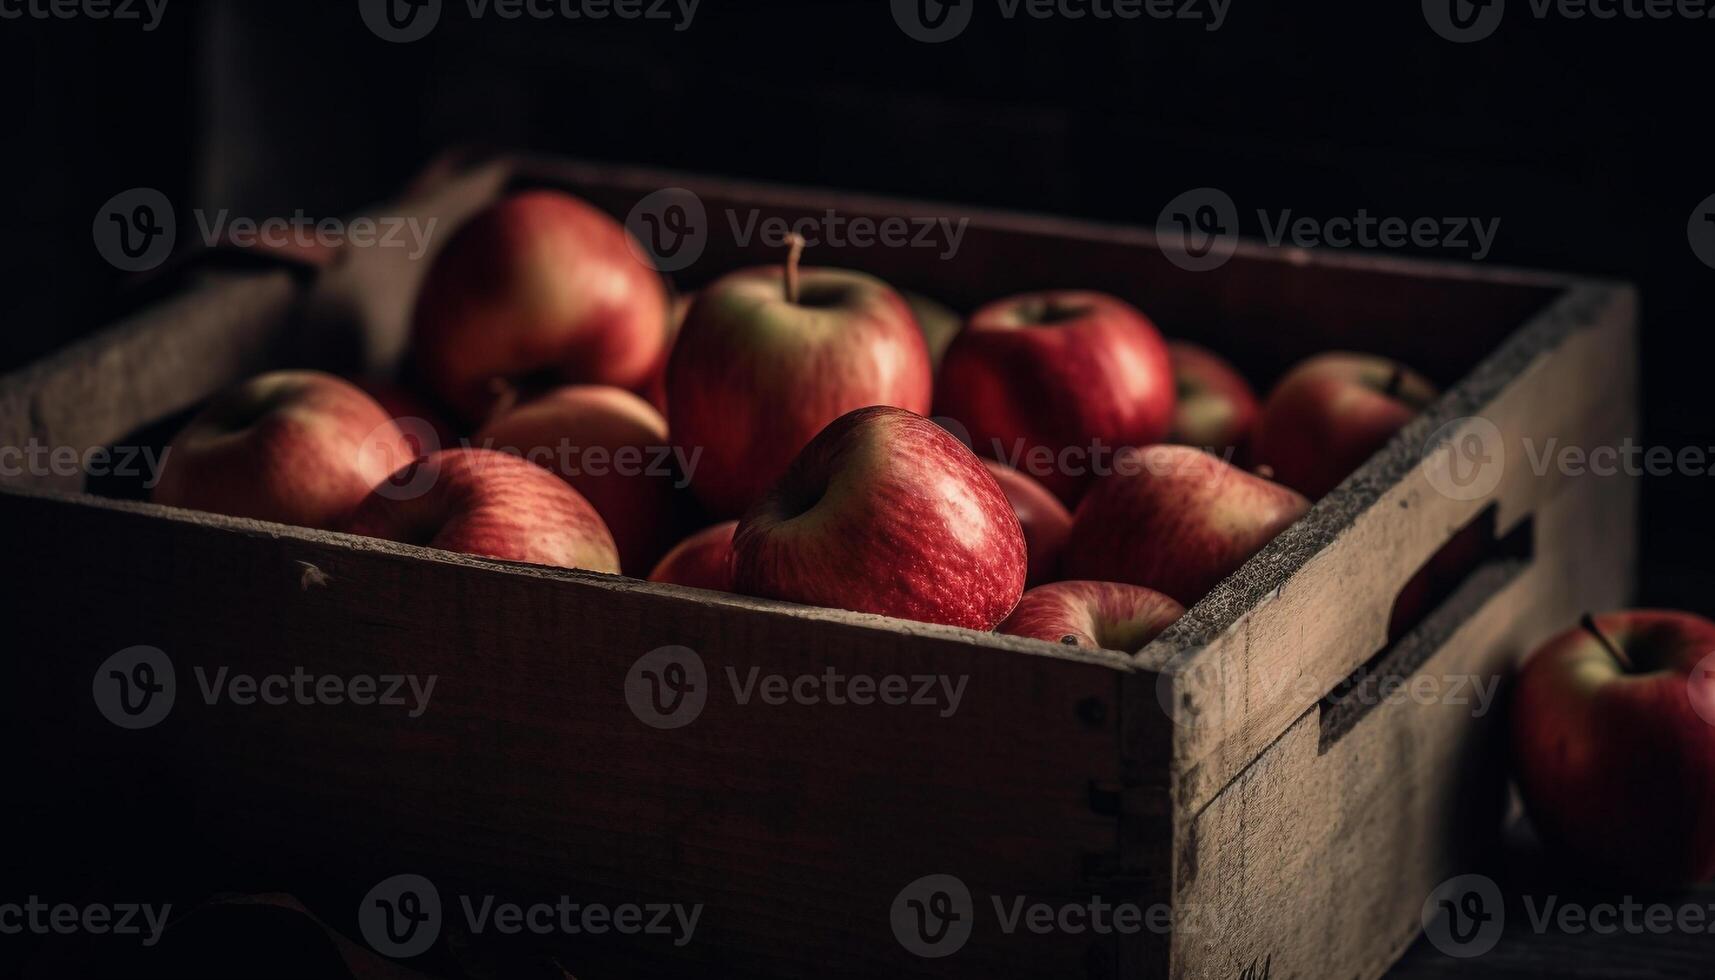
[152,188,1443,653]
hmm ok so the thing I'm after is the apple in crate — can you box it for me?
[476,385,681,576]
[346,448,620,573]
[411,190,670,424]
[667,237,931,517]
[1512,610,1715,885]
[649,520,738,593]
[1250,352,1438,499]
[1000,581,1184,653]
[983,459,1072,588]
[1062,445,1309,607]
[1168,340,1259,457]
[934,290,1174,505]
[152,370,417,530]
[732,407,1025,631]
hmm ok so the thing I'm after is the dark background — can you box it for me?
[0,0,1708,609]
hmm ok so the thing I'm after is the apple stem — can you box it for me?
[1580,612,1635,672]
[1383,364,1406,398]
[784,232,805,305]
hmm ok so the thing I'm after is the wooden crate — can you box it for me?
[0,156,1637,978]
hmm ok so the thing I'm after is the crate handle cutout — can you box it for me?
[1317,504,1535,753]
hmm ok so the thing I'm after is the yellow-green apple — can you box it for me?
[475,385,681,575]
[983,459,1071,588]
[152,370,416,530]
[1168,341,1258,457]
[934,290,1174,505]
[732,406,1025,630]
[1062,445,1309,606]
[1511,610,1715,885]
[411,190,670,425]
[901,290,963,370]
[346,448,620,572]
[648,520,738,593]
[667,237,932,517]
[1250,352,1438,499]
[999,581,1184,652]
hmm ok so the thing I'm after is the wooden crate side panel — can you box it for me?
[1,490,1135,978]
[1159,283,1637,816]
[1168,423,1638,980]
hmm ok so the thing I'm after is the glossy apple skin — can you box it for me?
[346,448,620,573]
[1251,352,1438,499]
[1000,581,1184,652]
[476,385,681,576]
[411,190,670,424]
[983,460,1072,588]
[1512,610,1715,886]
[153,370,416,530]
[1062,445,1309,607]
[1168,341,1259,458]
[668,266,932,518]
[934,290,1174,506]
[733,407,1026,630]
[648,520,738,593]
[901,290,963,370]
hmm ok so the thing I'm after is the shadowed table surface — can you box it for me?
[1386,824,1715,979]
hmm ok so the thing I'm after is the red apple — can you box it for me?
[475,385,681,575]
[934,290,1174,505]
[983,459,1072,588]
[648,520,738,593]
[1512,610,1715,885]
[354,378,458,457]
[999,581,1184,652]
[641,290,694,415]
[1250,352,1438,499]
[411,190,670,424]
[1168,340,1259,457]
[1062,445,1309,606]
[732,406,1025,630]
[346,448,620,573]
[667,238,932,517]
[152,370,416,530]
[901,289,963,370]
